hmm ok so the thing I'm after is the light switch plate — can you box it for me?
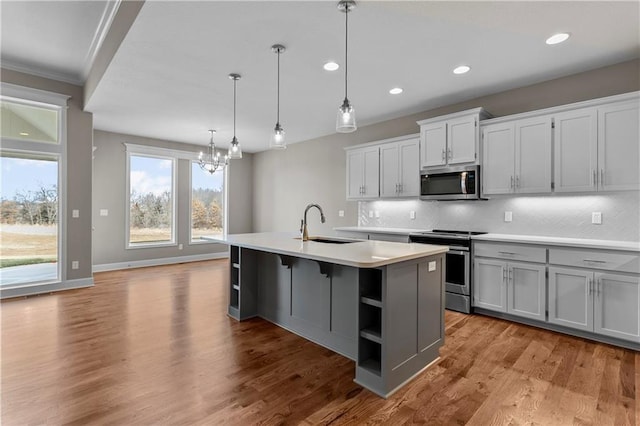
[71,261,79,270]
[592,212,602,225]
[338,210,344,217]
[504,211,513,222]
[428,261,436,272]
[100,209,109,217]
[368,210,373,218]
[375,211,380,218]
[410,211,416,220]
[72,209,79,218]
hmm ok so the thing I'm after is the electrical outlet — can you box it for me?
[410,211,416,220]
[178,244,183,250]
[100,209,109,216]
[504,211,513,222]
[375,211,380,218]
[338,210,344,217]
[71,261,79,270]
[592,212,602,225]
[72,209,79,218]
[368,210,374,218]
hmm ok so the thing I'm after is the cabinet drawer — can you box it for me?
[549,248,640,274]
[474,242,546,263]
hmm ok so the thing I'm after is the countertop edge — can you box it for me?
[334,226,430,236]
[472,233,640,252]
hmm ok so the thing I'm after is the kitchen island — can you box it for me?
[223,232,448,397]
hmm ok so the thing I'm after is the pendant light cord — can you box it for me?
[344,6,349,100]
[233,78,237,138]
[277,49,280,124]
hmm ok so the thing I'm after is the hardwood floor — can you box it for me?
[1,259,637,425]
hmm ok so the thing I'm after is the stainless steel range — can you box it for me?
[409,230,487,313]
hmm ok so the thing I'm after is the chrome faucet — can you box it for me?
[300,203,326,241]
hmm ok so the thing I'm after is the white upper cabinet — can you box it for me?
[554,107,598,192]
[346,146,379,200]
[482,116,552,195]
[345,134,420,200]
[554,94,639,193]
[418,108,490,170]
[380,137,420,198]
[598,100,640,191]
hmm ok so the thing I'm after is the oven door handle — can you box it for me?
[447,249,470,255]
[460,172,468,195]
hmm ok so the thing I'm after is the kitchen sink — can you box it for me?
[295,236,358,244]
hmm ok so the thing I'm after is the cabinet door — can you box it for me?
[420,121,447,168]
[362,147,380,199]
[594,272,640,343]
[346,149,365,199]
[448,115,478,165]
[473,258,507,312]
[507,262,546,321]
[598,101,640,191]
[553,108,598,192]
[515,116,552,194]
[398,138,420,196]
[548,267,593,332]
[482,123,514,195]
[379,143,399,198]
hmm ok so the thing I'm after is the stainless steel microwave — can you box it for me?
[420,165,480,200]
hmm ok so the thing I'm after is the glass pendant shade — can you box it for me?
[270,123,286,149]
[336,98,356,133]
[228,136,243,159]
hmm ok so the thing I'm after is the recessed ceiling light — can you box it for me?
[323,61,339,71]
[19,132,29,136]
[453,65,470,75]
[389,87,403,95]
[546,33,570,45]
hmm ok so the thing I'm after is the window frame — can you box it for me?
[188,160,227,245]
[125,146,178,249]
[0,83,68,288]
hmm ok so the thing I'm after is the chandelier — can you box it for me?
[199,129,228,174]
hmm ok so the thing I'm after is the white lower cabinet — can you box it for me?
[549,267,640,343]
[474,258,545,321]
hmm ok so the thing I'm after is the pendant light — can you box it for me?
[270,44,286,150]
[199,130,228,174]
[336,0,357,133]
[228,73,243,159]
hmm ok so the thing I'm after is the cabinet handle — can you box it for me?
[583,259,606,264]
[515,176,520,188]
[399,183,403,193]
[508,268,513,281]
[448,148,452,160]
[499,251,517,256]
[395,183,399,193]
[441,148,446,161]
[600,169,605,186]
[362,185,365,195]
[502,267,507,281]
[588,278,593,295]
[593,170,597,187]
[510,176,514,189]
[597,278,602,296]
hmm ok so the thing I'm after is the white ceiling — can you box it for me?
[2,1,639,153]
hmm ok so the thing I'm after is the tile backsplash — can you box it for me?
[359,192,640,241]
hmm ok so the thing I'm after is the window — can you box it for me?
[127,154,176,247]
[190,162,225,243]
[0,85,67,289]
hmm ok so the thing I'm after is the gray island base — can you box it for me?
[223,232,448,398]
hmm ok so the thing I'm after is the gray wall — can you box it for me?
[93,129,252,266]
[252,59,640,240]
[1,68,94,280]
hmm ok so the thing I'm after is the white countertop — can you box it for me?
[334,226,430,235]
[222,232,448,268]
[473,233,640,252]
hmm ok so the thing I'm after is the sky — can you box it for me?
[130,156,223,196]
[1,157,58,200]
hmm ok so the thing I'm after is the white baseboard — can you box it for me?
[92,252,229,273]
[1,277,94,299]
